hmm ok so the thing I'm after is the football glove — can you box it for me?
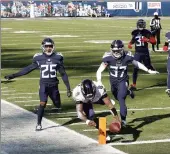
[67,90,72,97]
[149,37,156,44]
[148,69,159,74]
[86,119,96,127]
[165,89,170,97]
[163,46,168,52]
[4,74,15,80]
[128,43,132,49]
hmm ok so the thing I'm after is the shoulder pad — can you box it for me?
[126,51,134,57]
[103,52,112,58]
[131,29,137,35]
[56,52,63,57]
[33,53,42,58]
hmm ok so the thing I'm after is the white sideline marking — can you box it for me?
[1,99,126,154]
[108,139,170,145]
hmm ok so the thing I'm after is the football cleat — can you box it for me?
[35,124,42,131]
[121,120,127,129]
[165,89,170,97]
[129,89,135,99]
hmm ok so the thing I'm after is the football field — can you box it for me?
[1,17,170,154]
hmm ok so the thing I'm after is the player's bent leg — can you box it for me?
[83,103,95,120]
[117,81,128,128]
[131,67,139,91]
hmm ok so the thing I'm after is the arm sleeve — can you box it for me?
[130,31,136,44]
[96,62,107,82]
[58,64,71,90]
[13,62,38,78]
[132,60,149,72]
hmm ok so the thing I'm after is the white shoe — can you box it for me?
[35,124,42,131]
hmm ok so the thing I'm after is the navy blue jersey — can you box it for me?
[131,29,152,53]
[14,52,65,84]
[102,51,134,84]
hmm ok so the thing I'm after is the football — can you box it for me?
[109,121,121,133]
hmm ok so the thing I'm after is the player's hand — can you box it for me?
[148,69,159,74]
[141,37,149,43]
[67,90,72,97]
[163,46,168,52]
[4,74,15,80]
[165,89,170,97]
[86,120,96,127]
[149,37,156,44]
[128,43,132,49]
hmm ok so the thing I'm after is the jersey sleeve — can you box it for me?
[126,51,134,63]
[72,86,85,103]
[93,81,107,98]
[102,52,111,65]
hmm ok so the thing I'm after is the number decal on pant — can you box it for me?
[41,64,57,78]
[110,66,127,77]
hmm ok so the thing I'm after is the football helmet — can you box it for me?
[110,40,125,59]
[137,19,146,30]
[81,79,96,100]
[41,38,55,56]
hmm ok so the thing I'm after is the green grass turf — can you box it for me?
[1,18,170,154]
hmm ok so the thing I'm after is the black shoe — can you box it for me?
[35,124,42,131]
[130,84,137,91]
[121,121,126,129]
[129,89,135,99]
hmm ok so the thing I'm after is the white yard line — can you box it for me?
[1,99,126,154]
[1,90,16,93]
[24,104,52,106]
[6,96,32,99]
[108,139,170,145]
[46,106,170,115]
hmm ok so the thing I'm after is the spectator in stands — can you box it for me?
[150,12,162,51]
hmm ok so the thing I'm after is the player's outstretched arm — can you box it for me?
[58,66,72,97]
[103,96,120,122]
[76,103,96,127]
[96,62,107,84]
[132,60,159,74]
[4,63,38,80]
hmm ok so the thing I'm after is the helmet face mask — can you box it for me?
[81,79,96,101]
[110,40,124,59]
[137,19,146,30]
[41,38,55,56]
